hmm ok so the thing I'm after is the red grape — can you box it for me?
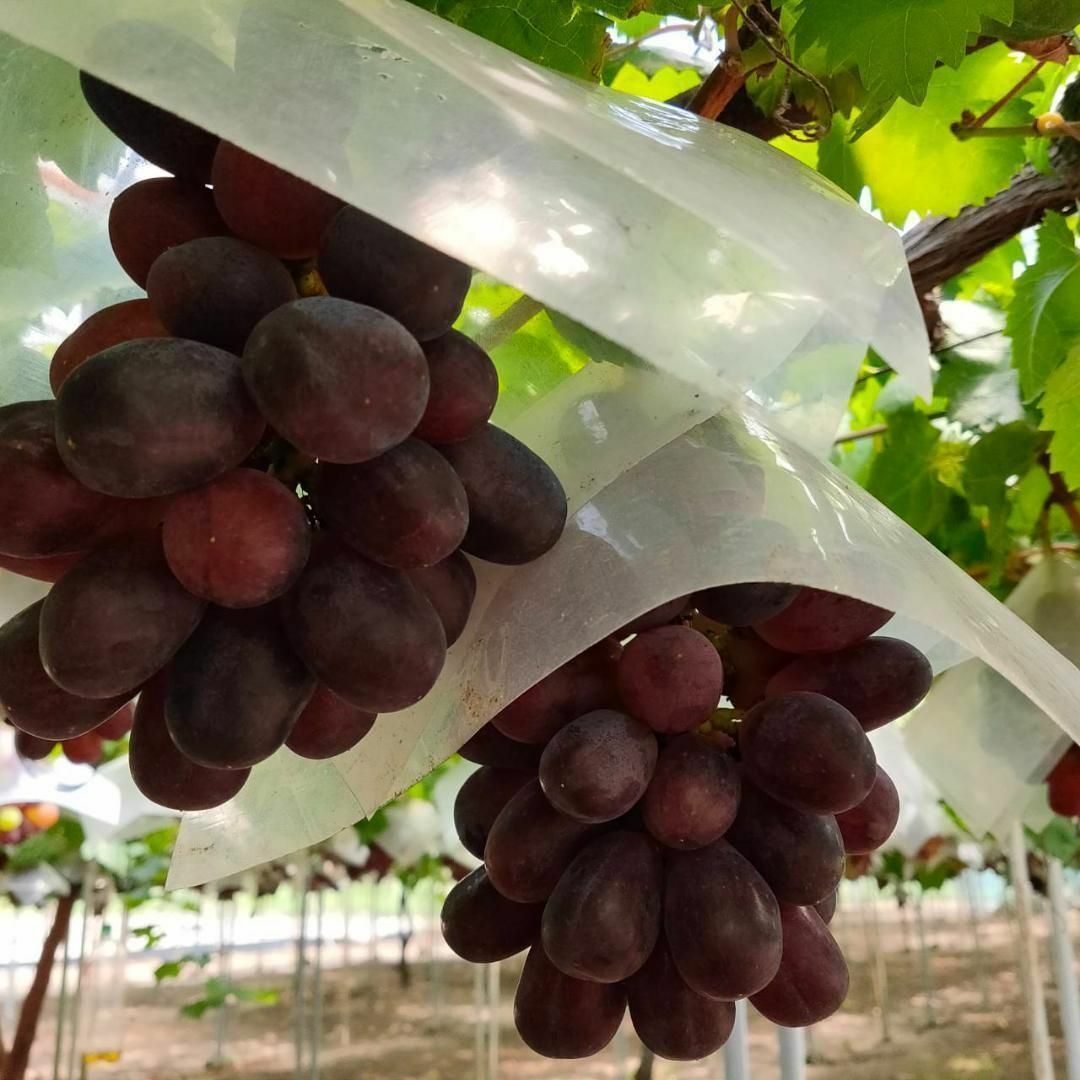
[626,938,735,1060]
[108,179,228,289]
[441,866,542,963]
[458,723,542,770]
[15,731,57,761]
[243,297,429,464]
[62,732,104,766]
[664,841,782,1000]
[541,831,662,983]
[406,552,476,647]
[716,628,791,710]
[755,587,892,653]
[1049,745,1080,817]
[211,141,341,259]
[696,582,800,626]
[94,702,135,740]
[642,732,740,849]
[166,605,314,769]
[815,890,838,925]
[40,535,205,700]
[538,710,657,824]
[414,330,499,444]
[617,626,723,734]
[56,338,266,498]
[513,945,626,1059]
[318,206,472,342]
[453,766,533,859]
[750,905,849,1026]
[484,779,595,903]
[50,299,168,392]
[147,236,298,353]
[0,552,87,584]
[741,692,876,814]
[285,685,376,761]
[162,468,311,608]
[130,674,250,812]
[492,639,621,744]
[765,637,933,731]
[617,595,691,637]
[313,440,468,569]
[282,540,446,712]
[437,425,567,565]
[835,766,900,854]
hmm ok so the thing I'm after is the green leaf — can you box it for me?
[788,0,1012,107]
[948,238,1024,305]
[7,818,83,873]
[843,46,1035,223]
[132,926,165,951]
[1007,213,1080,400]
[1028,815,1080,863]
[405,1,611,79]
[982,0,1080,39]
[865,408,952,534]
[935,355,1023,429]
[608,61,700,101]
[815,114,866,199]
[1008,465,1053,535]
[1040,347,1080,489]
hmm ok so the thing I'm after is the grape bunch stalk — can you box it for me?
[0,75,568,812]
[444,584,933,1061]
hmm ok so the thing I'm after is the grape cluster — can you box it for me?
[443,584,933,1061]
[0,78,567,812]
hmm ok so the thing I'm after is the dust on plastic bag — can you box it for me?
[1,0,1079,888]
[905,555,1080,839]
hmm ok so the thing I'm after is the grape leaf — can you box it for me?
[406,0,611,79]
[788,0,1013,106]
[841,46,1035,224]
[603,2,702,18]
[1006,214,1080,400]
[982,0,1080,40]
[1040,347,1080,489]
[608,61,700,101]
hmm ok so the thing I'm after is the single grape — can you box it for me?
[56,338,266,498]
[642,732,741,849]
[741,692,876,814]
[815,890,838,925]
[1049,745,1080,817]
[162,468,311,608]
[282,540,446,712]
[243,297,429,464]
[696,582,800,626]
[539,710,657,824]
[39,536,205,700]
[94,702,135,740]
[318,205,472,342]
[725,778,845,906]
[765,637,933,731]
[130,674,250,812]
[50,299,168,393]
[285,685,376,761]
[406,552,476,647]
[147,236,298,354]
[0,602,132,739]
[211,141,341,259]
[484,778,595,903]
[458,723,542,770]
[15,730,57,761]
[414,330,499,444]
[313,440,468,569]
[62,732,104,766]
[80,72,219,182]
[166,605,314,769]
[617,595,691,637]
[626,938,736,1061]
[0,552,87,584]
[453,765,533,859]
[750,905,849,1026]
[493,639,621,744]
[715,628,791,710]
[108,179,228,289]
[0,806,24,833]
[513,945,626,1059]
[755,587,892,653]
[23,804,60,831]
[664,840,782,1000]
[542,831,662,983]
[617,625,724,734]
[437,425,568,565]
[441,866,543,963]
[835,765,900,854]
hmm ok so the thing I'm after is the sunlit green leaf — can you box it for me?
[1040,346,1080,489]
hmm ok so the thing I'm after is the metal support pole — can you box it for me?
[914,896,937,1028]
[473,963,486,1080]
[964,871,991,1009]
[1049,857,1080,1080]
[486,961,500,1080]
[293,868,310,1080]
[778,1025,806,1080]
[722,999,751,1080]
[309,889,325,1080]
[1009,820,1055,1080]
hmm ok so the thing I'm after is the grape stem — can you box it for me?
[473,296,544,352]
[1046,464,1080,536]
[957,60,1046,133]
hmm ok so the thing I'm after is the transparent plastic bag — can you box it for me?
[905,555,1080,838]
[1,0,1078,888]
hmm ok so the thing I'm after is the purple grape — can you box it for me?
[458,722,542,770]
[835,765,900,854]
[406,552,476,647]
[755,587,892,653]
[441,866,542,963]
[453,766,533,859]
[696,582,800,626]
[415,330,499,443]
[285,685,376,761]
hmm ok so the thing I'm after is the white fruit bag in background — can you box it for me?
[906,555,1080,838]
[1,0,1079,888]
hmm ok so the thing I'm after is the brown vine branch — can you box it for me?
[1048,467,1080,536]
